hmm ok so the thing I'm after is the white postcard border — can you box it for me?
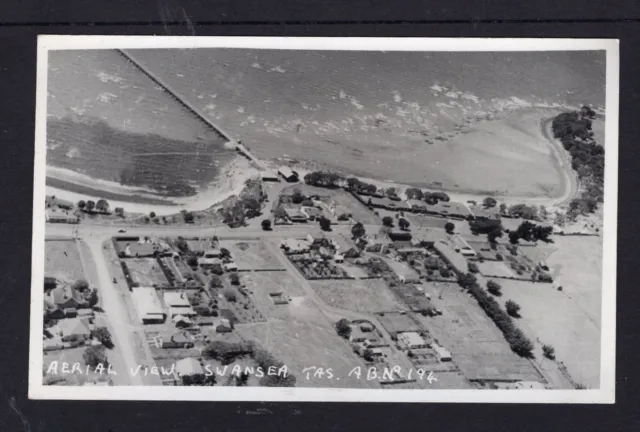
[29,36,619,403]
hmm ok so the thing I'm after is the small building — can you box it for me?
[45,195,74,210]
[450,235,477,258]
[280,238,311,254]
[197,256,223,273]
[397,332,428,350]
[432,342,452,361]
[160,331,195,349]
[284,207,308,223]
[301,206,322,221]
[278,166,299,182]
[131,287,166,324]
[388,230,412,242]
[203,248,221,259]
[164,291,197,318]
[433,241,469,276]
[47,285,88,311]
[175,357,204,377]
[261,170,280,182]
[56,318,92,343]
[223,262,238,272]
[333,254,345,263]
[45,209,79,224]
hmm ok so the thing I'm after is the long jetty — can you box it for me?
[117,49,268,172]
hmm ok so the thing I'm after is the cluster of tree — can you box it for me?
[180,210,195,224]
[508,221,553,244]
[83,345,109,369]
[505,300,521,317]
[469,218,503,236]
[304,171,344,188]
[487,280,502,296]
[92,326,114,349]
[221,196,262,226]
[346,177,378,195]
[77,199,110,214]
[351,222,366,239]
[552,107,605,209]
[445,222,455,234]
[507,204,539,220]
[457,273,534,357]
[318,216,332,231]
[483,197,497,208]
[72,279,99,308]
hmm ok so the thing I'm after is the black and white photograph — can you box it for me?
[29,36,618,403]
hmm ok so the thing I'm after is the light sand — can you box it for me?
[46,156,259,216]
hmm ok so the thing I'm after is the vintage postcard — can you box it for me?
[30,36,618,403]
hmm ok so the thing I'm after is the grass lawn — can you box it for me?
[45,240,86,283]
[476,261,514,278]
[221,240,283,271]
[43,346,112,386]
[126,258,169,286]
[235,319,379,388]
[418,281,542,382]
[497,277,601,389]
[310,279,404,314]
[242,272,309,320]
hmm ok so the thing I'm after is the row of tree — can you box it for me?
[77,199,110,214]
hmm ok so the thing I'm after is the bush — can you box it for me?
[335,318,351,339]
[468,262,479,274]
[209,276,223,288]
[92,326,114,349]
[495,253,503,261]
[487,280,502,296]
[261,219,272,231]
[445,222,455,234]
[382,216,394,227]
[505,300,521,317]
[439,268,452,278]
[223,289,237,302]
[83,346,109,369]
[187,256,198,267]
[72,279,90,292]
[318,217,332,231]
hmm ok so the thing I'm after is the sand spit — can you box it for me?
[46,156,259,216]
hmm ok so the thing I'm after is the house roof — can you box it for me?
[278,166,296,178]
[49,285,84,306]
[433,241,469,274]
[45,195,74,209]
[398,332,426,347]
[164,292,191,308]
[57,317,91,337]
[175,357,204,376]
[204,248,221,257]
[284,207,306,218]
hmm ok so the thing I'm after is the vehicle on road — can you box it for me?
[118,229,127,233]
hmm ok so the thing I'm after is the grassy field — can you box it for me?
[221,240,284,271]
[418,281,542,382]
[241,272,306,319]
[476,261,514,278]
[45,240,86,283]
[236,318,379,388]
[374,312,422,336]
[310,279,404,314]
[126,258,169,287]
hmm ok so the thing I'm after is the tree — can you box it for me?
[115,207,125,217]
[382,216,394,227]
[542,344,556,360]
[505,300,521,317]
[439,268,452,278]
[398,218,410,231]
[175,237,189,253]
[363,348,375,362]
[318,217,332,231]
[209,275,223,288]
[346,177,362,191]
[487,280,502,296]
[483,197,497,208]
[487,226,503,244]
[187,256,198,267]
[77,200,86,210]
[229,273,240,285]
[92,326,114,349]
[468,262,479,273]
[261,219,272,231]
[83,346,109,369]
[87,288,99,308]
[182,373,217,386]
[385,187,398,198]
[291,189,305,204]
[508,231,521,245]
[72,279,90,292]
[499,203,508,214]
[405,187,424,200]
[182,211,195,224]
[85,200,95,213]
[335,319,351,339]
[220,248,231,259]
[96,199,110,213]
[351,222,366,239]
[150,212,156,219]
[243,197,262,218]
[444,222,455,234]
[223,288,237,302]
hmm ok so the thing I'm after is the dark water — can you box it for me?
[47,50,235,195]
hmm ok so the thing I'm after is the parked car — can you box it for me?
[118,229,127,233]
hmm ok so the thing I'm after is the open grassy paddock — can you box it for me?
[45,240,86,283]
[418,281,542,382]
[310,279,404,314]
[220,240,284,271]
[125,258,169,287]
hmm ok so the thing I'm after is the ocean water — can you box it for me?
[47,50,235,196]
[47,48,606,196]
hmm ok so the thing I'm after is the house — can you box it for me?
[470,205,501,221]
[131,287,166,324]
[47,285,88,311]
[269,292,289,305]
[432,343,452,361]
[280,238,311,254]
[278,166,299,182]
[164,291,197,318]
[396,247,425,257]
[398,332,429,350]
[45,209,79,224]
[284,207,308,223]
[203,248,222,259]
[56,317,92,343]
[197,256,223,273]
[175,357,204,376]
[261,170,280,182]
[450,235,477,258]
[433,241,469,276]
[388,230,412,242]
[343,247,361,259]
[301,206,322,221]
[45,195,74,210]
[333,254,345,263]
[159,331,195,348]
[223,262,238,272]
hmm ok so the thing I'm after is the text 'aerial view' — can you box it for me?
[30,37,618,403]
